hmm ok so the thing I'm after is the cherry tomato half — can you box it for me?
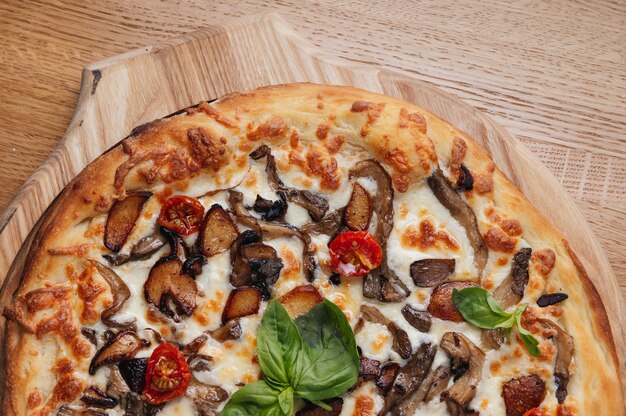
[144,343,190,404]
[157,196,204,235]
[329,231,383,277]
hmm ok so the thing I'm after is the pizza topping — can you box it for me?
[221,287,262,323]
[427,168,488,276]
[296,398,344,416]
[538,319,574,403]
[379,343,437,415]
[376,362,400,394]
[157,195,204,236]
[401,305,432,333]
[537,292,568,307]
[250,145,329,221]
[185,380,229,414]
[344,182,373,231]
[209,319,243,342]
[89,330,148,375]
[252,192,288,221]
[502,374,546,416]
[359,305,412,359]
[492,248,533,310]
[90,260,133,329]
[428,281,477,322]
[197,203,239,257]
[80,386,119,409]
[411,364,452,406]
[104,191,152,252]
[358,356,382,383]
[103,232,167,266]
[301,208,344,237]
[329,231,383,277]
[457,164,474,191]
[279,284,324,318]
[144,343,191,405]
[440,332,485,415]
[118,358,149,394]
[144,256,198,322]
[410,258,456,287]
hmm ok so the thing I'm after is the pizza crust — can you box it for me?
[2,83,623,415]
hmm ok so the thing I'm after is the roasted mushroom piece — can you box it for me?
[392,365,452,415]
[350,160,409,302]
[104,232,167,266]
[197,204,239,257]
[144,256,198,322]
[253,192,288,221]
[56,406,108,416]
[539,319,574,403]
[209,319,243,342]
[118,358,148,394]
[89,330,147,375]
[296,398,344,416]
[104,191,152,252]
[360,305,412,359]
[440,332,485,415]
[344,182,373,231]
[502,374,546,416]
[279,285,323,318]
[186,380,229,415]
[379,343,437,415]
[401,305,432,333]
[250,145,329,221]
[376,362,401,394]
[221,287,262,324]
[410,258,456,287]
[359,356,382,384]
[81,386,119,409]
[427,168,487,277]
[456,164,474,191]
[536,292,568,307]
[90,260,133,329]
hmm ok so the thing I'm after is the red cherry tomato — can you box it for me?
[329,231,383,277]
[144,343,190,404]
[523,409,546,416]
[157,196,204,235]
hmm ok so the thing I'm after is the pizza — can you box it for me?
[1,83,623,416]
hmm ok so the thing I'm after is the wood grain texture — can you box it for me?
[0,1,623,381]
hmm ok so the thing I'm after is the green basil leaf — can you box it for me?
[292,300,359,401]
[257,300,303,388]
[221,381,285,416]
[309,400,333,411]
[277,387,294,415]
[515,315,541,357]
[453,287,514,329]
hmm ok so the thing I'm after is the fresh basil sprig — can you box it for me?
[222,299,359,415]
[452,287,541,357]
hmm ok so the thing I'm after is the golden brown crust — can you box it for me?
[2,83,623,415]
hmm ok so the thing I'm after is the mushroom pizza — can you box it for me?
[2,84,623,415]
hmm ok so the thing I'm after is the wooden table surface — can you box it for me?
[0,1,624,302]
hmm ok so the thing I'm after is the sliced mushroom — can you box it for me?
[90,260,133,329]
[222,287,261,323]
[253,192,288,221]
[360,305,412,359]
[103,232,167,266]
[376,362,400,394]
[301,209,345,236]
[410,258,456,287]
[118,358,148,394]
[89,330,147,375]
[393,365,452,415]
[56,406,108,416]
[380,343,437,415]
[359,356,382,383]
[104,192,152,252]
[401,305,432,333]
[539,319,574,403]
[296,398,343,416]
[81,386,119,409]
[350,160,408,302]
[279,285,323,318]
[344,183,373,231]
[197,204,239,257]
[186,379,229,415]
[106,365,131,397]
[440,332,485,414]
[229,190,315,280]
[427,168,487,277]
[188,354,214,373]
[144,256,197,322]
[502,374,546,416]
[250,145,329,221]
[428,281,477,322]
[537,292,568,307]
[209,319,242,342]
[120,393,163,416]
[162,226,189,263]
[456,165,474,191]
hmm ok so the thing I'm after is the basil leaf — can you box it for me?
[453,287,514,329]
[221,381,285,416]
[515,314,541,357]
[257,300,303,388]
[277,387,294,415]
[292,300,359,401]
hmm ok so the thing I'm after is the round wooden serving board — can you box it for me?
[0,12,623,390]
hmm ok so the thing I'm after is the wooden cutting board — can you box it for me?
[0,12,623,386]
